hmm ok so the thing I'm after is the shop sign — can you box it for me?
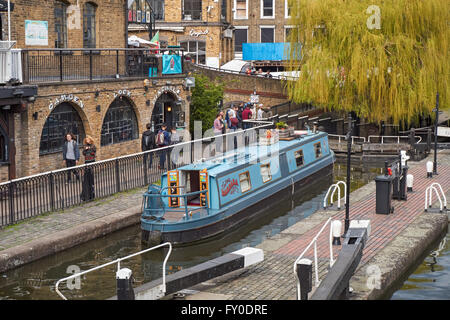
[189,29,209,37]
[114,89,132,99]
[49,94,84,110]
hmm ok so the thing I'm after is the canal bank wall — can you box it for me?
[0,188,145,273]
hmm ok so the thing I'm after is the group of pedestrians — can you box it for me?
[142,123,180,171]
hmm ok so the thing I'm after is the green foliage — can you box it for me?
[286,0,449,125]
[189,74,224,134]
[276,122,288,129]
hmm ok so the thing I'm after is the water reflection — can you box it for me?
[0,162,382,300]
[390,234,449,300]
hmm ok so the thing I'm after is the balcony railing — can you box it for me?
[0,41,22,84]
[19,48,185,84]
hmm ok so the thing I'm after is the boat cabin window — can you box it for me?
[260,164,272,183]
[314,142,322,159]
[294,150,304,167]
[239,171,252,193]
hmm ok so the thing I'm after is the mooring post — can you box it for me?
[116,268,135,300]
[296,258,313,300]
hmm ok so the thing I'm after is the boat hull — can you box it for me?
[142,161,334,245]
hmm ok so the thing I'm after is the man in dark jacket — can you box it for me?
[157,124,171,170]
[142,123,156,168]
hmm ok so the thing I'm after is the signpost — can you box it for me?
[437,126,450,138]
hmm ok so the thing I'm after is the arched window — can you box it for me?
[83,2,96,48]
[101,98,139,146]
[54,0,68,48]
[40,103,85,154]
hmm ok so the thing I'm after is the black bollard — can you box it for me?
[116,268,135,300]
[296,258,313,300]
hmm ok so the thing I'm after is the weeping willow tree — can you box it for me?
[285,0,449,125]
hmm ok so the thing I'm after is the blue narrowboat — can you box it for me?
[141,129,336,244]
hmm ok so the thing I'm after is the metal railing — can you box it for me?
[0,121,273,227]
[55,242,172,300]
[293,217,335,299]
[328,134,366,144]
[323,181,347,210]
[367,135,422,144]
[188,61,298,81]
[424,182,447,212]
[20,47,185,84]
[142,186,210,219]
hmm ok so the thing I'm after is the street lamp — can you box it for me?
[344,113,352,234]
[433,92,439,175]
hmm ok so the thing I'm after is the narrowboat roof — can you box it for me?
[177,131,327,177]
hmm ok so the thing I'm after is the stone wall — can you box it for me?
[10,76,189,180]
[188,63,290,107]
[8,0,126,49]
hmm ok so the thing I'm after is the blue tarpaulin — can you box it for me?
[242,42,301,61]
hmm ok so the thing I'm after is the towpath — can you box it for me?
[178,150,450,300]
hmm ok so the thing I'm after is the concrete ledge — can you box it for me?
[0,205,142,273]
[349,213,448,300]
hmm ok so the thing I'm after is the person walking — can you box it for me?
[156,124,171,170]
[241,104,252,129]
[62,133,80,183]
[81,136,96,201]
[141,123,156,169]
[257,104,265,120]
[214,113,224,153]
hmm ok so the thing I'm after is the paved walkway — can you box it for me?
[183,150,450,300]
[0,187,146,252]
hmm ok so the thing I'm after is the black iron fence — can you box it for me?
[0,121,273,227]
[20,48,185,84]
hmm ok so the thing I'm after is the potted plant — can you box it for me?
[275,122,289,138]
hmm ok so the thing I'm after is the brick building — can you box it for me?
[232,0,294,59]
[128,0,234,68]
[0,0,189,182]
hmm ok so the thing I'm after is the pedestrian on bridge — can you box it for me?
[142,123,156,169]
[62,133,80,183]
[81,136,96,201]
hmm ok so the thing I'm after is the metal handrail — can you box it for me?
[0,121,273,186]
[328,134,366,144]
[367,135,422,144]
[425,183,447,212]
[55,242,172,300]
[293,217,334,300]
[143,189,210,219]
[324,181,347,210]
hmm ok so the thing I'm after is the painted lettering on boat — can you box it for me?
[221,178,239,196]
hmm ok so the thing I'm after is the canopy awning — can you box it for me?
[127,35,158,48]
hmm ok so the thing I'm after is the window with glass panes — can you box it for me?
[83,3,96,48]
[235,0,247,19]
[261,0,274,18]
[183,0,202,20]
[129,0,164,22]
[40,103,85,154]
[54,1,68,48]
[234,28,247,52]
[260,27,274,43]
[179,40,206,65]
[100,98,139,146]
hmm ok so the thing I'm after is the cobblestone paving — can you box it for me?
[0,187,146,251]
[191,150,450,300]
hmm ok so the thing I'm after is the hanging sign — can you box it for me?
[437,126,450,137]
[162,55,182,75]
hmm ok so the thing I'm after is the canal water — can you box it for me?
[389,229,449,300]
[0,163,387,300]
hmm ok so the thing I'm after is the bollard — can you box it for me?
[406,174,414,192]
[426,161,433,178]
[116,268,135,300]
[296,258,313,300]
[331,220,342,246]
